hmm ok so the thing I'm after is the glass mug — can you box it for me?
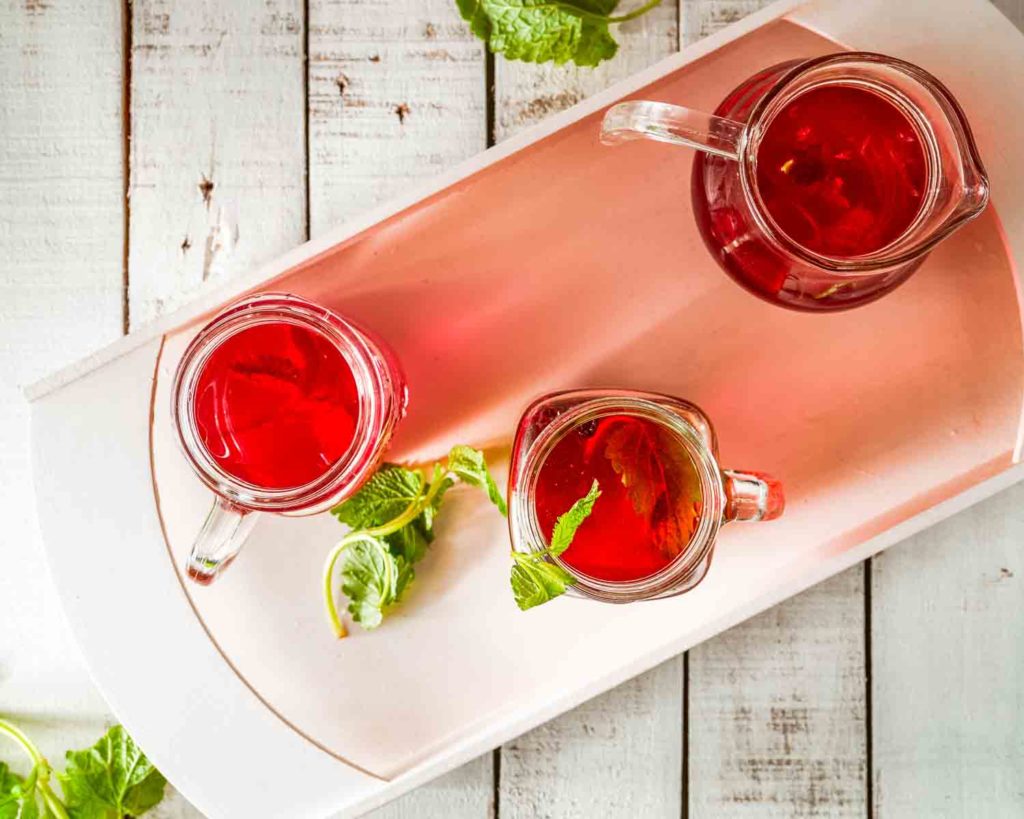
[508,390,784,603]
[171,293,406,584]
[601,52,989,310]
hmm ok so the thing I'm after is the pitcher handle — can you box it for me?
[722,470,785,523]
[600,100,744,161]
[186,498,258,585]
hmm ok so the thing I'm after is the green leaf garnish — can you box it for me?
[59,726,166,819]
[549,479,601,556]
[447,445,507,516]
[0,761,44,819]
[332,467,424,530]
[455,0,662,68]
[510,479,601,611]
[511,552,577,611]
[337,536,400,629]
[0,720,165,819]
[603,419,701,558]
[324,446,507,637]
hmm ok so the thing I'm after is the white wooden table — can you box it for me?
[2,2,1022,817]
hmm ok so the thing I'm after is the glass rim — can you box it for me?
[737,51,989,273]
[510,396,725,602]
[170,293,390,513]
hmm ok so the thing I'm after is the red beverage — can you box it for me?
[534,414,702,582]
[755,85,927,257]
[193,322,360,490]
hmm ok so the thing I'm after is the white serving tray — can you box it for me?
[28,1,1024,816]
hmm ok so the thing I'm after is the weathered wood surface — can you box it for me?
[872,486,1024,817]
[1,2,1023,818]
[689,569,867,818]
[500,659,683,819]
[308,0,486,235]
[128,0,306,324]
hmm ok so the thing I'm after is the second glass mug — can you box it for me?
[508,390,784,602]
[601,52,990,310]
[171,293,406,584]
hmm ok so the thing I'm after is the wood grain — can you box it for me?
[493,1,679,140]
[307,0,486,235]
[128,0,306,324]
[681,0,773,45]
[0,0,126,768]
[492,6,684,816]
[500,659,683,818]
[871,485,1024,817]
[368,755,494,819]
[689,569,868,818]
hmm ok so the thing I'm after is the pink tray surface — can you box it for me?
[148,19,1022,780]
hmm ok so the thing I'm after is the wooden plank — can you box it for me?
[307,3,491,816]
[493,2,680,139]
[871,484,1024,817]
[681,0,774,45]
[688,568,867,818]
[500,659,683,818]
[0,0,125,770]
[127,0,306,324]
[367,755,493,819]
[307,0,487,236]
[492,6,683,816]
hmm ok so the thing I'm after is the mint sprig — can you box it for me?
[324,446,507,637]
[511,479,601,610]
[59,727,166,819]
[0,720,166,819]
[456,0,663,68]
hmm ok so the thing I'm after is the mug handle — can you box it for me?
[600,100,744,160]
[722,470,785,523]
[186,498,258,584]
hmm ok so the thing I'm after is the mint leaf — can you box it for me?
[385,518,432,565]
[447,445,507,515]
[331,466,424,529]
[549,479,601,556]
[510,480,601,611]
[326,445,508,635]
[59,726,166,819]
[511,552,577,610]
[455,1,659,67]
[603,419,701,559]
[394,555,416,603]
[0,763,43,819]
[339,536,399,628]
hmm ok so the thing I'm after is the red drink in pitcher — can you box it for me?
[602,53,989,310]
[753,85,928,258]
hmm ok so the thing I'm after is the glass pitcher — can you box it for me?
[601,52,990,310]
[508,390,784,603]
[171,294,406,584]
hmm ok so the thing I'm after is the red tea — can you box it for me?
[755,84,927,257]
[193,322,360,490]
[534,414,703,582]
